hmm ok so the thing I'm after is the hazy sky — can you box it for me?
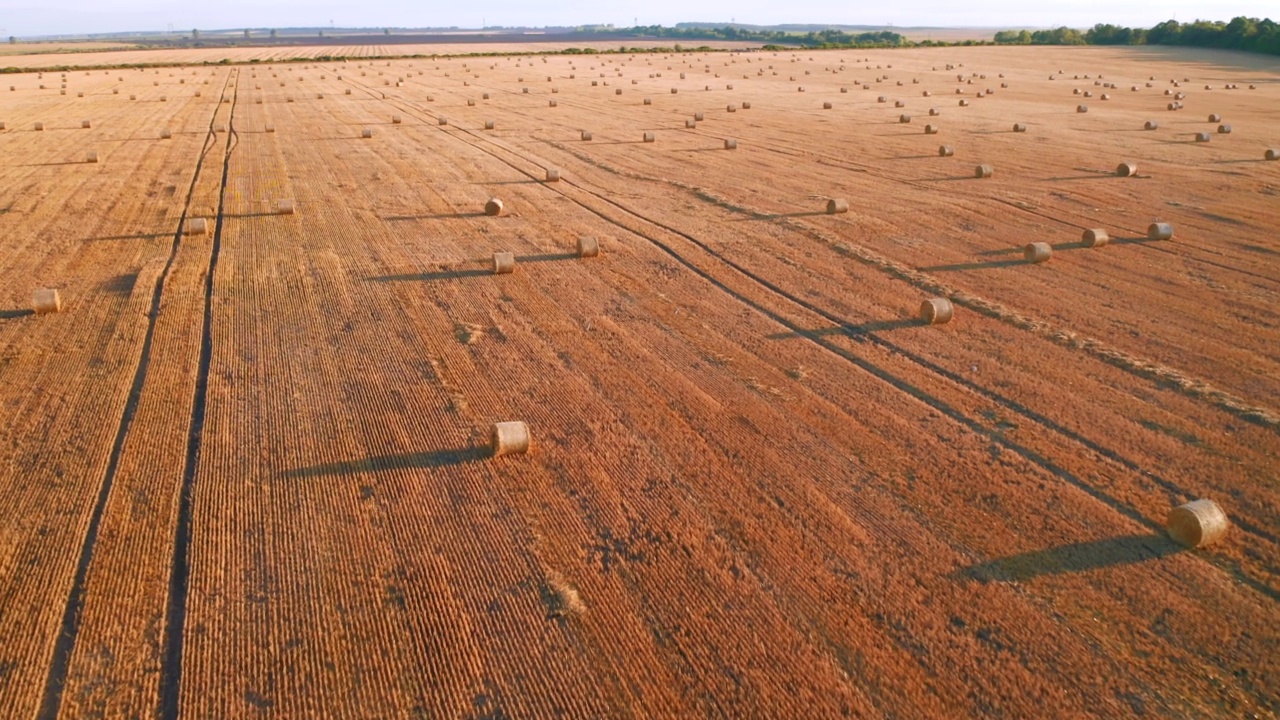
[4,0,1275,37]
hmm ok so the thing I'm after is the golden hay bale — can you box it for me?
[1116,161,1138,177]
[919,297,953,324]
[81,119,92,129]
[929,108,940,116]
[549,99,557,107]
[186,218,208,235]
[33,288,62,314]
[392,115,402,124]
[1144,120,1159,130]
[360,127,374,138]
[877,95,887,103]
[545,168,561,182]
[266,125,275,133]
[724,138,737,150]
[485,198,504,216]
[1208,113,1222,122]
[958,99,969,107]
[492,251,515,275]
[1267,148,1280,161]
[1023,242,1051,263]
[922,90,931,96]
[895,100,906,107]
[34,122,44,131]
[1081,228,1109,248]
[974,164,993,178]
[580,130,593,141]
[938,144,954,157]
[85,151,99,163]
[643,98,652,105]
[485,120,495,130]
[924,124,938,135]
[1012,123,1026,132]
[826,198,849,214]
[491,421,530,456]
[671,88,678,94]
[643,131,655,143]
[685,119,696,128]
[345,88,352,95]
[616,88,623,95]
[483,93,490,99]
[438,116,449,125]
[1195,132,1211,142]
[742,101,751,109]
[1076,104,1088,113]
[160,129,172,139]
[899,114,911,123]
[1217,124,1231,134]
[276,199,295,215]
[694,112,705,121]
[1166,499,1228,548]
[823,101,833,109]
[577,236,600,257]
[1147,222,1174,240]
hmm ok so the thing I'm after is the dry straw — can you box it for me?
[276,199,296,215]
[974,164,993,178]
[491,421,530,456]
[924,124,938,135]
[1081,228,1110,247]
[186,218,209,235]
[1266,148,1280,161]
[485,120,495,130]
[1116,161,1138,177]
[392,115,402,124]
[1023,242,1052,263]
[643,131,655,143]
[1144,120,1159,130]
[1217,124,1231,134]
[1012,123,1026,132]
[545,168,561,182]
[1195,132,1210,142]
[485,198,504,216]
[33,289,62,315]
[85,151,98,163]
[577,236,600,257]
[827,199,849,214]
[938,144,954,157]
[919,297,953,324]
[580,130,592,141]
[1166,499,1228,548]
[492,252,515,275]
[724,138,738,150]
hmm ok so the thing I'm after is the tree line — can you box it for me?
[994,17,1279,55]
[603,25,906,49]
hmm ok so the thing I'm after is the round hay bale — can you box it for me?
[160,129,172,139]
[1081,228,1110,247]
[958,99,969,107]
[545,168,561,182]
[899,114,911,123]
[1012,123,1026,132]
[741,102,751,109]
[974,164,993,178]
[694,112,704,121]
[1116,161,1138,177]
[1266,148,1280,161]
[483,93,490,99]
[492,252,515,275]
[491,421,530,457]
[438,117,449,125]
[1208,113,1222,122]
[85,151,98,163]
[580,130,593,141]
[1147,222,1174,240]
[671,88,678,94]
[276,199,295,215]
[1167,499,1228,548]
[643,98,652,105]
[616,88,623,95]
[924,124,938,135]
[823,102,832,110]
[392,115,402,124]
[361,128,373,138]
[549,99,558,107]
[1167,102,1179,111]
[485,120,495,130]
[1024,242,1052,263]
[938,145,954,157]
[929,108,940,116]
[826,198,849,214]
[1195,132,1211,142]
[1144,120,1159,130]
[685,119,696,128]
[922,90,931,97]
[33,289,62,314]
[1217,124,1231,134]
[484,198,504,216]
[877,95,887,103]
[34,122,44,131]
[81,120,92,129]
[186,218,208,235]
[643,131,656,143]
[919,298,953,325]
[1076,104,1088,113]
[895,100,905,108]
[1083,91,1093,98]
[266,125,275,134]
[724,138,737,150]
[577,236,600,257]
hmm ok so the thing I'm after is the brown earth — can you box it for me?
[0,44,1277,719]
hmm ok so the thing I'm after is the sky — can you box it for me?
[3,0,1275,38]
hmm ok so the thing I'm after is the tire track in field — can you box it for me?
[338,86,1279,600]
[36,69,237,720]
[158,69,241,720]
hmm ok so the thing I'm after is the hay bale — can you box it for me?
[545,168,561,182]
[491,421,530,457]
[1208,113,1222,122]
[724,138,737,150]
[549,99,557,107]
[974,164,993,178]
[186,218,208,235]
[671,88,678,94]
[276,199,295,215]
[938,145,954,157]
[1012,123,1026,132]
[694,112,705,121]
[1217,124,1231,134]
[643,131,655,143]
[924,124,938,135]
[685,119,696,128]
[644,98,652,105]
[33,288,62,314]
[160,128,173,139]
[484,120,495,130]
[1195,132,1210,142]
[392,115,402,124]
[34,122,44,131]
[492,252,515,275]
[1147,222,1174,240]
[362,128,373,138]
[85,151,99,163]
[1266,148,1280,161]
[1081,228,1109,248]
[958,99,969,107]
[577,236,600,257]
[266,126,275,133]
[485,198,504,216]
[742,102,751,109]
[438,116,449,125]
[929,108,940,116]
[1144,120,1159,130]
[1024,242,1052,263]
[823,102,832,110]
[919,298,953,325]
[826,199,849,214]
[1077,104,1088,113]
[922,90,931,97]
[878,95,887,103]
[1116,161,1138,177]
[483,93,490,99]
[81,120,92,129]
[899,114,911,123]
[580,130,592,141]
[1167,499,1229,548]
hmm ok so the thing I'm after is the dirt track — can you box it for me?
[0,45,1277,718]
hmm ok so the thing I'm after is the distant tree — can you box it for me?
[8,36,15,45]
[270,29,278,39]
[192,28,200,40]
[244,29,251,40]
[318,30,325,38]
[384,28,391,35]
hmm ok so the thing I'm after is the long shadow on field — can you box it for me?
[0,309,35,320]
[729,210,834,221]
[767,318,922,340]
[283,446,489,479]
[367,252,581,282]
[917,258,1026,272]
[959,534,1184,582]
[84,233,168,243]
[384,212,490,221]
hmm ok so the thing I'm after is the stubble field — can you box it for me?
[0,43,1277,718]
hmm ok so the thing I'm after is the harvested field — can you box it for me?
[0,44,1278,718]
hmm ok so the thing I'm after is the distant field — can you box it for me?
[1,44,1277,718]
[0,41,136,56]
